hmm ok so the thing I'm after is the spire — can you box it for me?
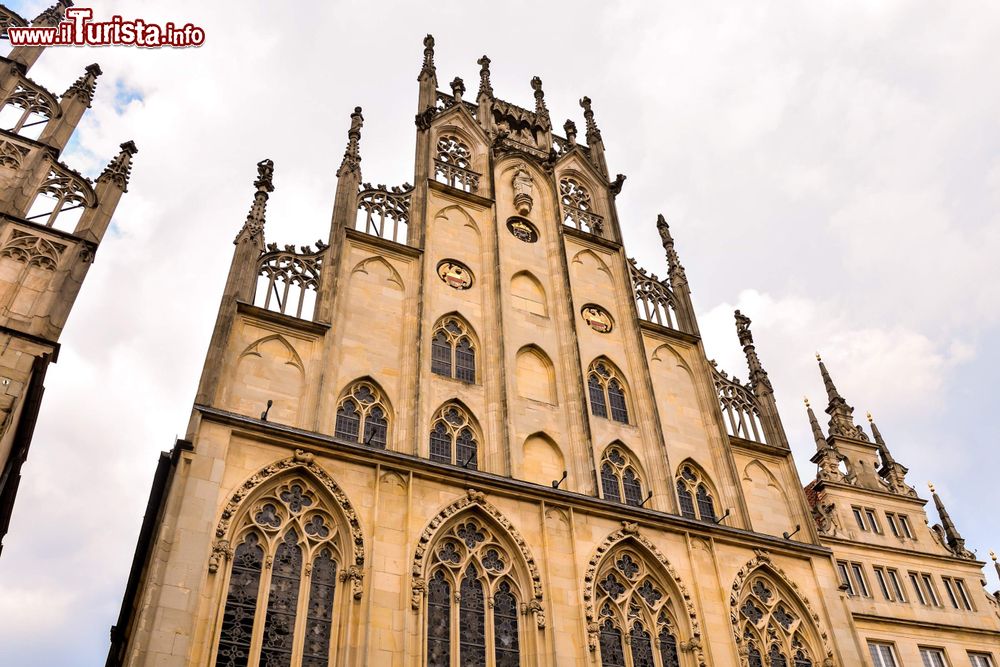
[63,63,102,107]
[419,34,436,80]
[807,397,843,482]
[338,106,363,177]
[866,412,895,467]
[9,1,70,71]
[815,354,867,441]
[476,56,493,100]
[734,310,773,394]
[563,119,577,146]
[929,482,971,558]
[531,76,549,124]
[866,412,915,498]
[655,214,688,288]
[235,159,274,246]
[805,398,826,450]
[579,96,602,143]
[97,140,138,192]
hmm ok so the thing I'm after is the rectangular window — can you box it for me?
[910,572,928,605]
[922,574,941,606]
[887,569,906,602]
[956,579,974,611]
[853,506,868,532]
[970,653,995,667]
[919,647,948,667]
[865,508,883,534]
[869,642,899,667]
[837,561,855,596]
[942,577,960,609]
[873,566,892,601]
[886,512,901,537]
[851,563,871,597]
[899,514,914,539]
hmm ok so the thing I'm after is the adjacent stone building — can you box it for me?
[0,1,136,555]
[108,36,999,667]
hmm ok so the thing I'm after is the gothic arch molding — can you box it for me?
[238,333,305,371]
[433,202,482,238]
[583,522,706,666]
[350,255,404,289]
[729,551,836,666]
[211,450,366,599]
[570,247,613,277]
[410,489,545,628]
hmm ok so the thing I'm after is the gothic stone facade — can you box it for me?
[109,36,1000,667]
[0,2,136,555]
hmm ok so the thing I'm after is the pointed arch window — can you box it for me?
[214,478,344,667]
[435,135,480,193]
[675,464,718,523]
[588,360,629,424]
[334,380,390,448]
[428,403,480,469]
[559,176,605,236]
[601,446,644,506]
[595,547,686,667]
[424,518,524,666]
[736,573,821,667]
[431,317,477,383]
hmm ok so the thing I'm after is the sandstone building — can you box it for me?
[0,1,136,555]
[109,36,999,667]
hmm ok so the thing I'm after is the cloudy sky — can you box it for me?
[1,1,998,664]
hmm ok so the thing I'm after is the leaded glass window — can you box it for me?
[460,565,487,666]
[335,380,391,448]
[630,622,655,667]
[587,359,629,424]
[428,403,479,467]
[736,573,822,667]
[494,581,520,667]
[658,621,679,667]
[427,570,450,667]
[599,618,626,667]
[600,446,644,506]
[431,317,477,383]
[214,477,343,667]
[675,464,719,523]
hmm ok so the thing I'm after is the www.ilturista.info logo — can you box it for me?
[6,8,205,48]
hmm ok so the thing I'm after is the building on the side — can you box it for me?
[107,35,1000,667]
[0,1,136,555]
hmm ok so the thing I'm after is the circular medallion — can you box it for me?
[582,305,613,333]
[506,216,538,243]
[437,260,473,290]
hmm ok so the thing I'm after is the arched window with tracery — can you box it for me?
[424,517,526,667]
[735,573,820,667]
[434,134,480,193]
[559,176,605,236]
[674,464,718,523]
[214,475,349,667]
[428,403,480,469]
[600,445,645,507]
[431,316,477,383]
[595,547,686,667]
[334,379,391,448]
[588,359,630,424]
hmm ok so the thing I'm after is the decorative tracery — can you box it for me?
[431,316,477,383]
[629,258,680,330]
[434,134,480,193]
[600,445,645,507]
[674,463,718,523]
[429,402,480,469]
[588,359,630,424]
[214,474,349,667]
[355,182,412,244]
[1,79,60,135]
[25,164,97,229]
[0,229,67,271]
[255,242,325,320]
[559,177,604,236]
[713,366,767,444]
[334,379,390,448]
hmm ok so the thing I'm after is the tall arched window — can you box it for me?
[736,573,820,667]
[425,517,524,666]
[595,547,685,667]
[588,359,629,424]
[675,463,718,523]
[559,176,605,236]
[600,446,645,507]
[431,317,477,383]
[428,403,480,469]
[214,477,345,667]
[334,380,391,448]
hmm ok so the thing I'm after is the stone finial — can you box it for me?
[866,412,897,468]
[531,76,549,119]
[97,140,138,192]
[63,63,102,107]
[815,354,867,441]
[807,397,843,482]
[419,34,436,79]
[655,214,688,289]
[805,398,827,450]
[450,77,465,103]
[929,483,972,558]
[31,1,69,27]
[235,158,274,244]
[991,550,1000,582]
[477,55,493,99]
[338,106,363,176]
[734,310,773,394]
[563,119,578,146]
[579,96,602,143]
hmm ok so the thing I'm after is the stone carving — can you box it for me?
[207,539,233,574]
[511,162,534,215]
[0,229,67,270]
[356,182,412,243]
[97,141,138,192]
[436,259,473,290]
[629,258,678,329]
[339,565,365,600]
[0,137,30,169]
[582,305,613,333]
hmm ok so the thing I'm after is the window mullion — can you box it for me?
[484,580,496,667]
[248,542,276,666]
[290,544,312,667]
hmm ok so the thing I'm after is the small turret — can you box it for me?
[579,96,608,177]
[73,140,138,244]
[807,398,843,481]
[816,354,867,441]
[38,63,102,153]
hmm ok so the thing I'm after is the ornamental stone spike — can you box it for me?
[476,56,493,100]
[97,140,139,192]
[63,63,102,107]
[31,0,69,27]
[236,158,274,245]
[866,411,896,467]
[867,411,913,497]
[805,398,827,450]
[991,550,1000,582]
[338,106,364,177]
[734,310,773,394]
[807,397,843,482]
[815,353,866,441]
[579,95,602,143]
[564,119,578,146]
[655,214,688,288]
[929,482,970,557]
[531,76,549,121]
[450,77,465,103]
[419,34,436,80]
